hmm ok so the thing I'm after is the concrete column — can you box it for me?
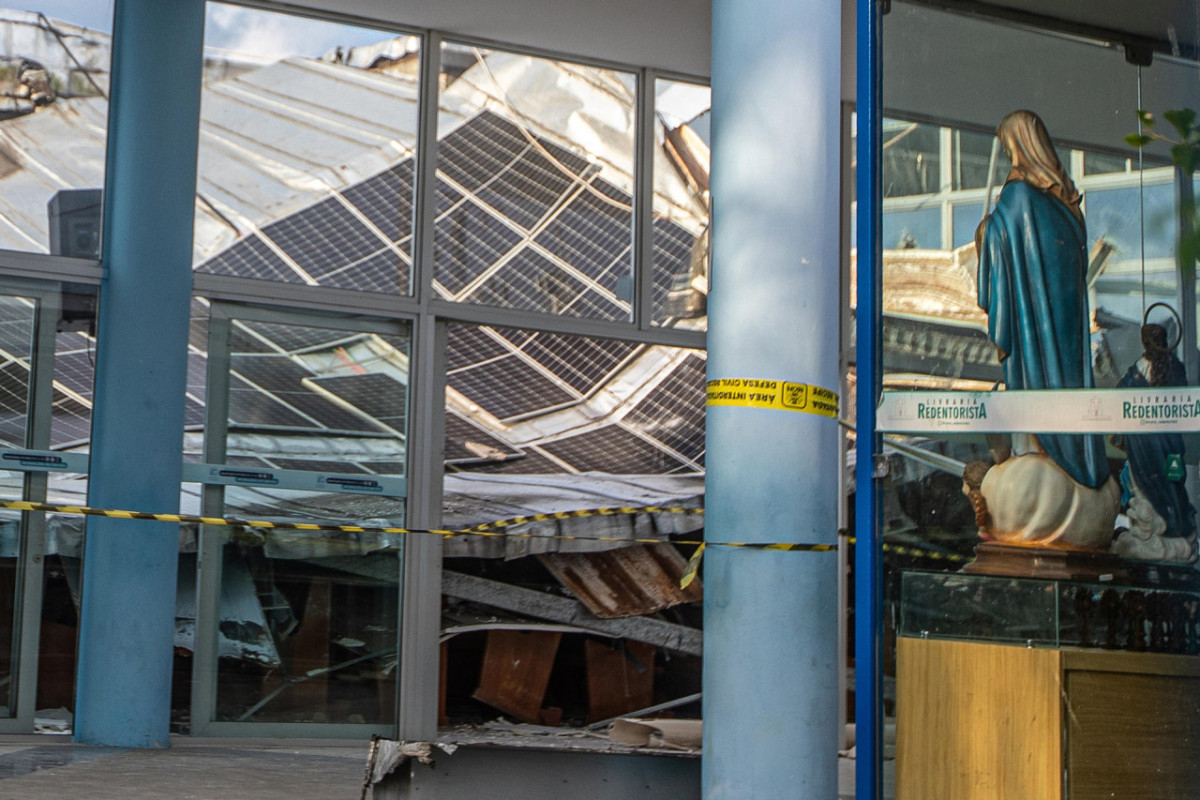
[703,0,842,795]
[74,0,205,748]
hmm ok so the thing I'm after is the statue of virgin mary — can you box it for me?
[972,110,1118,550]
[976,110,1109,489]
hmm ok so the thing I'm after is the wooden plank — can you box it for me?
[585,640,655,723]
[274,578,331,716]
[1065,669,1200,800]
[472,630,561,723]
[539,544,702,619]
[441,571,702,656]
[896,637,1062,800]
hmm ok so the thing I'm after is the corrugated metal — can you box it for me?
[0,25,706,257]
[538,543,703,619]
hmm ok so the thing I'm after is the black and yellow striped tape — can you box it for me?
[0,499,969,568]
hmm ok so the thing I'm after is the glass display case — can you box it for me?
[901,570,1200,655]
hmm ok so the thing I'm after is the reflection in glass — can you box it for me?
[0,6,112,257]
[194,3,420,294]
[883,119,941,197]
[210,317,409,725]
[435,43,639,322]
[439,323,704,727]
[653,78,710,330]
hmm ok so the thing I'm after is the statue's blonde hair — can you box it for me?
[997,110,1082,220]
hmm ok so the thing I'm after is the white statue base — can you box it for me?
[981,452,1120,550]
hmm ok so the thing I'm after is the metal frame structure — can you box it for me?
[0,0,713,743]
[189,300,413,738]
[854,0,884,798]
[0,278,62,733]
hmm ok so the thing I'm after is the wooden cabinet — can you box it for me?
[897,637,1200,800]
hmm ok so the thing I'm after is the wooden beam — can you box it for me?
[442,571,702,657]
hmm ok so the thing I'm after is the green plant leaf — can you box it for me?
[1171,143,1200,176]
[1165,108,1197,138]
[1137,109,1156,128]
[1125,133,1153,148]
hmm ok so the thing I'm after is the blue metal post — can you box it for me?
[855,0,884,797]
[74,0,205,748]
[704,0,842,795]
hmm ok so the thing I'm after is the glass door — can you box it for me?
[189,302,411,737]
[0,280,72,732]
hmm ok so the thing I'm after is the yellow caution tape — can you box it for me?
[0,499,969,569]
[706,378,839,418]
[680,542,704,589]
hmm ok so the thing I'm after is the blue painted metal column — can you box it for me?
[704,0,842,795]
[854,0,884,797]
[74,0,205,748]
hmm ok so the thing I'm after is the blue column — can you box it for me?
[704,0,842,795]
[854,0,885,797]
[74,0,205,748]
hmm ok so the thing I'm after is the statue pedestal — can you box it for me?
[964,542,1127,582]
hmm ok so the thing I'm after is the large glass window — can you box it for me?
[194,4,420,295]
[870,2,1200,797]
[0,5,111,258]
[438,322,704,728]
[652,78,710,330]
[434,44,637,320]
[189,306,410,730]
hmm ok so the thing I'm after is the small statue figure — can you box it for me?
[973,110,1119,549]
[1111,315,1198,563]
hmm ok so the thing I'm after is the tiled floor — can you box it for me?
[0,737,367,800]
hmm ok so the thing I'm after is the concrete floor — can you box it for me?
[0,735,890,799]
[0,736,368,800]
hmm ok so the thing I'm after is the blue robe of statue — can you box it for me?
[977,181,1109,489]
[1116,363,1195,538]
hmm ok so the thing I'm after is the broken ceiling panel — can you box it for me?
[538,543,702,619]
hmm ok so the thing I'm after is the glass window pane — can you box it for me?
[194,3,419,295]
[883,119,941,197]
[200,312,410,726]
[653,78,710,330]
[953,128,1008,190]
[879,3,1200,797]
[882,206,941,250]
[435,43,635,321]
[439,323,703,727]
[0,5,112,257]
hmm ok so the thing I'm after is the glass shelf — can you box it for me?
[900,570,1200,654]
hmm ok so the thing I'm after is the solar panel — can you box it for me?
[198,233,300,283]
[342,160,415,244]
[234,322,357,355]
[266,458,369,473]
[517,332,639,394]
[624,352,706,460]
[317,250,409,294]
[539,424,688,474]
[0,361,29,424]
[433,199,524,295]
[306,373,408,431]
[533,181,632,289]
[228,355,313,392]
[473,146,578,231]
[462,248,625,320]
[651,218,697,312]
[438,111,536,193]
[262,198,390,280]
[447,354,575,420]
[446,325,511,372]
